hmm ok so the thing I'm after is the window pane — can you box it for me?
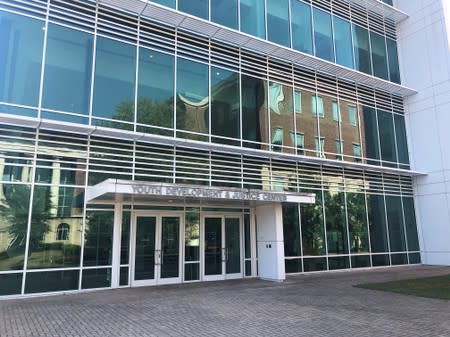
[211,0,238,29]
[318,96,340,158]
[394,114,409,167]
[25,270,79,294]
[347,193,369,253]
[244,214,251,259]
[43,24,93,114]
[84,211,114,266]
[0,12,43,108]
[328,256,350,270]
[370,32,388,80]
[341,102,362,162]
[267,0,290,47]
[301,191,325,256]
[241,75,268,149]
[291,0,313,54]
[377,110,397,166]
[352,25,371,75]
[82,268,111,289]
[333,16,353,68]
[120,211,130,265]
[387,38,401,84]
[138,48,174,133]
[313,8,334,62]
[176,58,209,139]
[178,0,208,19]
[367,194,388,253]
[283,204,301,257]
[240,0,265,39]
[269,82,294,152]
[185,208,200,262]
[363,106,380,165]
[211,67,240,145]
[386,196,406,252]
[403,198,419,251]
[27,185,83,269]
[0,184,30,270]
[303,257,327,271]
[296,91,319,156]
[92,37,136,122]
[0,273,22,296]
[151,0,175,8]
[325,191,348,255]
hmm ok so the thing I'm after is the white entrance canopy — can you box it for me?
[87,179,316,206]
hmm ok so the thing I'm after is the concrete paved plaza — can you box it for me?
[1,265,449,337]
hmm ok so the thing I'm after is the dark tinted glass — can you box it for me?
[82,268,111,289]
[347,193,369,253]
[285,259,302,273]
[83,211,114,266]
[387,38,401,83]
[92,37,136,122]
[328,256,350,270]
[370,32,388,80]
[313,8,334,62]
[43,24,93,114]
[353,25,371,75]
[351,255,370,268]
[0,273,22,295]
[403,197,420,251]
[120,267,129,286]
[367,194,389,253]
[363,106,380,165]
[211,0,238,29]
[120,211,131,265]
[282,204,301,257]
[267,0,290,47]
[291,0,313,54]
[386,196,406,252]
[0,12,43,108]
[25,270,79,294]
[301,191,326,255]
[303,257,327,272]
[377,110,397,166]
[394,114,409,167]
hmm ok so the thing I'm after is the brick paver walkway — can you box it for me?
[1,265,450,337]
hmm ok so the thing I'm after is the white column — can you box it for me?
[255,203,285,281]
[111,202,123,288]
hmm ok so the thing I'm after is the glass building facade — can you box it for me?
[0,0,420,297]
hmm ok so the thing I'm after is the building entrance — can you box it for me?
[131,214,183,286]
[202,216,243,281]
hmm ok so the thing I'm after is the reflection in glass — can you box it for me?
[120,211,130,265]
[303,257,327,271]
[367,194,389,253]
[211,67,240,145]
[204,217,222,275]
[353,25,371,75]
[394,114,409,167]
[0,184,30,270]
[26,185,82,269]
[267,0,290,47]
[301,191,325,256]
[283,204,301,257]
[134,216,156,280]
[370,32,388,80]
[240,0,265,39]
[318,96,340,158]
[160,216,180,278]
[244,214,251,259]
[185,209,200,262]
[386,196,406,252]
[43,24,93,114]
[241,75,268,148]
[176,58,209,140]
[138,48,174,134]
[269,83,294,152]
[84,211,114,266]
[325,191,348,255]
[225,218,240,274]
[340,102,363,162]
[151,0,175,8]
[211,0,238,29]
[291,0,313,54]
[296,90,319,157]
[313,8,334,62]
[0,12,43,108]
[347,193,369,253]
[92,37,136,122]
[178,0,208,19]
[333,16,353,69]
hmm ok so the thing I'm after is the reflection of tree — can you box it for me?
[115,98,174,128]
[324,191,347,254]
[0,185,51,255]
[346,193,368,252]
[300,192,325,255]
[84,211,114,266]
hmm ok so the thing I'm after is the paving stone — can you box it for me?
[1,265,450,337]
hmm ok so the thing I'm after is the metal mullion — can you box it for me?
[380,174,392,266]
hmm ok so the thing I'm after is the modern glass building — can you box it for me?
[0,0,424,297]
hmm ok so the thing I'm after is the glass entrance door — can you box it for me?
[133,214,182,286]
[203,216,243,281]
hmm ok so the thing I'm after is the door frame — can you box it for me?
[130,211,184,287]
[201,213,244,282]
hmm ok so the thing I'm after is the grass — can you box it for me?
[354,274,450,300]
